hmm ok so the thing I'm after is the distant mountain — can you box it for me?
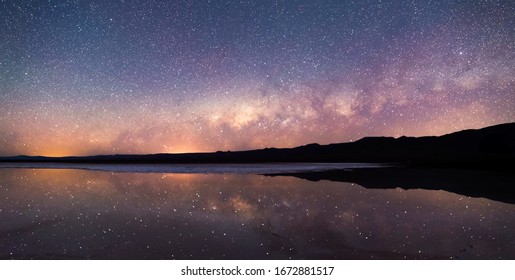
[1,122,514,169]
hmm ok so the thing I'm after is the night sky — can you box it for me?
[1,0,514,156]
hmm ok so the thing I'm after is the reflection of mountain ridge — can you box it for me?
[1,168,513,259]
[266,167,515,204]
[1,122,514,169]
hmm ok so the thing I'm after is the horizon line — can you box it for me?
[1,121,514,158]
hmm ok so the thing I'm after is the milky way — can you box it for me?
[1,0,514,156]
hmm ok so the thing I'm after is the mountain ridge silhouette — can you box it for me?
[1,122,514,169]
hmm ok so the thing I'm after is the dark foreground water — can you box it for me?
[0,165,513,259]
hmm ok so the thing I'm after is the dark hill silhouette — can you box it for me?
[1,122,514,169]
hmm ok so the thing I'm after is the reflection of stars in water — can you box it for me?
[1,170,514,259]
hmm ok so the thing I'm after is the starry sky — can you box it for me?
[1,0,514,156]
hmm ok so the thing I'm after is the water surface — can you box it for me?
[0,165,513,259]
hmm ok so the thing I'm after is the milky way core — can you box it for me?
[1,0,514,156]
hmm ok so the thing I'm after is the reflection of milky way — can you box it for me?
[0,169,513,259]
[0,1,514,156]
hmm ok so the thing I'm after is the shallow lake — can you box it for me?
[0,164,513,259]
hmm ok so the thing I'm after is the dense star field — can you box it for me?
[0,0,514,156]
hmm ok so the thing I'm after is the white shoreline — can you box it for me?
[0,162,389,174]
